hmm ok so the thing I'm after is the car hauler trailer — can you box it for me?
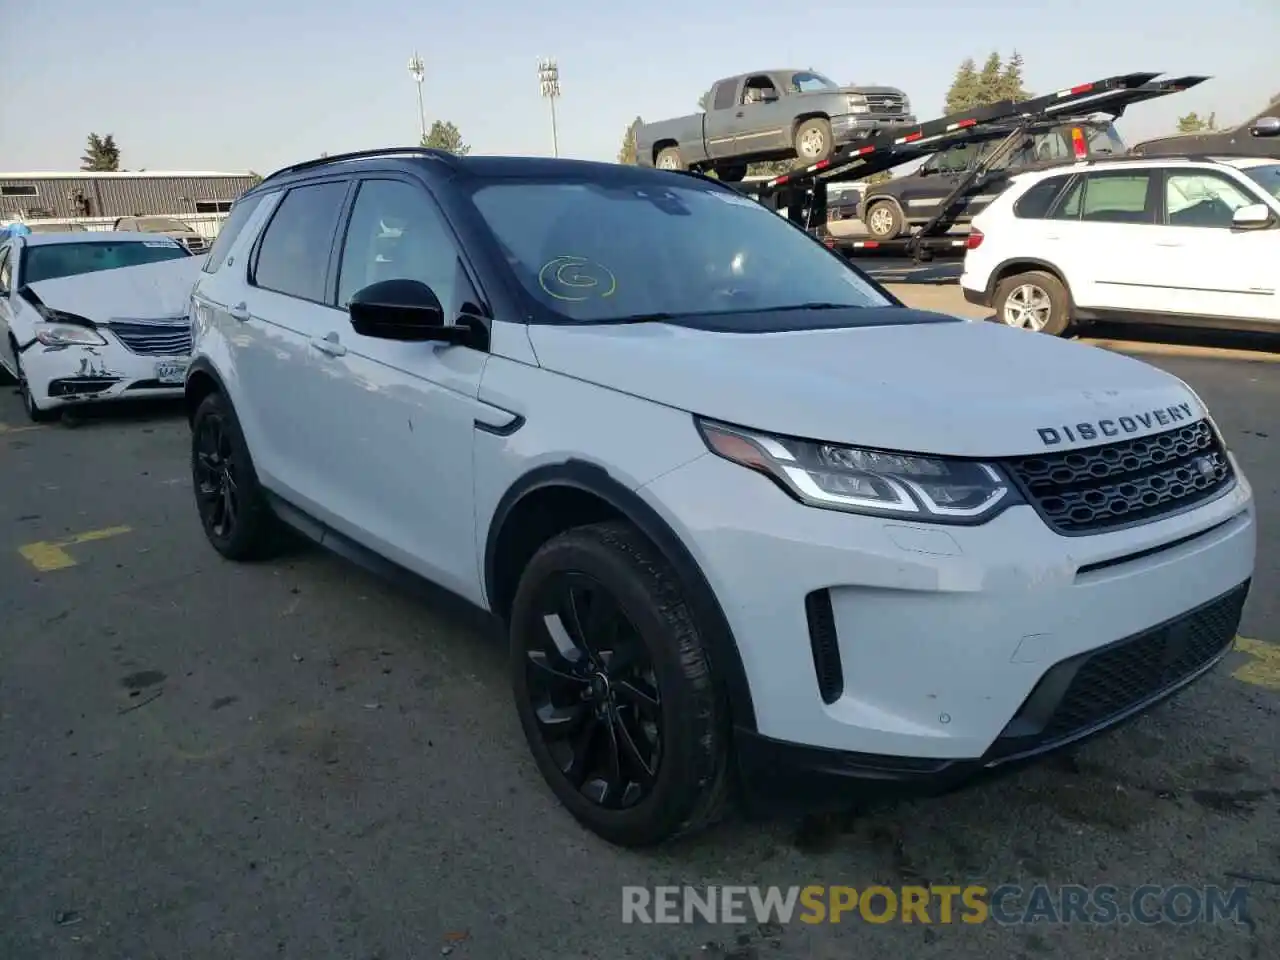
[716,72,1207,262]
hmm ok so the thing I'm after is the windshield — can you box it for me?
[1241,164,1280,202]
[21,240,189,284]
[1086,123,1126,156]
[790,71,837,93]
[469,178,894,327]
[136,217,190,232]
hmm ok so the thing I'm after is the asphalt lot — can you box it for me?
[2,282,1278,960]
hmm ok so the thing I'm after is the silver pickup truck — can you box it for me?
[635,69,916,180]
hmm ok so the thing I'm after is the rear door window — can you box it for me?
[250,181,350,301]
[1052,172,1155,224]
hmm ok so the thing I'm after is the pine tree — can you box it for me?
[618,117,643,164]
[944,58,980,114]
[421,120,470,156]
[999,50,1031,102]
[80,133,121,171]
[975,52,1004,106]
[698,90,711,111]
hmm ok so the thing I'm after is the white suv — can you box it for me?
[184,148,1256,847]
[961,156,1280,335]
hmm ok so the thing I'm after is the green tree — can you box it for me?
[747,160,791,177]
[80,133,121,171]
[1176,111,1216,133]
[421,120,470,156]
[618,116,643,164]
[248,171,263,186]
[998,50,1031,102]
[975,52,1005,105]
[698,90,711,111]
[944,58,981,113]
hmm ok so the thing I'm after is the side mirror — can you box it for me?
[1250,116,1280,138]
[347,278,477,345]
[1231,203,1273,230]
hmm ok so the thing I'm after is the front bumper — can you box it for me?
[20,335,188,409]
[639,449,1256,808]
[832,113,918,142]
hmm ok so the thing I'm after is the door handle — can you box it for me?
[228,301,250,322]
[735,111,744,118]
[309,333,347,357]
[1155,242,1182,248]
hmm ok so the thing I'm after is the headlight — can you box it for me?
[696,418,1023,523]
[846,93,870,115]
[35,324,107,346]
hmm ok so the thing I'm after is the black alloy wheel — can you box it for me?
[194,409,239,541]
[510,522,730,847]
[525,570,663,809]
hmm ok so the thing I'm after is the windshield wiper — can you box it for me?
[749,302,858,313]
[576,313,680,325]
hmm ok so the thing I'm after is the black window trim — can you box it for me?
[329,171,493,333]
[246,175,356,307]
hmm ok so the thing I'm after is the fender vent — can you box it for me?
[805,589,843,704]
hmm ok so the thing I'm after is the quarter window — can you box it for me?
[203,192,267,274]
[251,181,349,301]
[1165,172,1255,228]
[336,179,461,316]
[1014,176,1072,219]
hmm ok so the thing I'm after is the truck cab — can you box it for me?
[859,122,1127,241]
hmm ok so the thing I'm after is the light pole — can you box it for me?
[408,52,426,143]
[537,57,561,157]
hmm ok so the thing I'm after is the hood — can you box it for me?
[526,312,1202,458]
[23,255,205,324]
[838,86,907,97]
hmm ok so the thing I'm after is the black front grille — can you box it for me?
[866,95,905,115]
[1037,583,1247,747]
[1002,420,1234,536]
[107,321,192,357]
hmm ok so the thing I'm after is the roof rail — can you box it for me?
[258,147,457,185]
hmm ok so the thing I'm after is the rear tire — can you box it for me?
[715,164,747,183]
[864,200,904,240]
[993,270,1071,336]
[793,118,834,164]
[191,391,284,560]
[509,520,730,847]
[655,147,684,171]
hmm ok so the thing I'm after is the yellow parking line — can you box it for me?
[0,422,48,436]
[1233,636,1280,691]
[18,525,133,572]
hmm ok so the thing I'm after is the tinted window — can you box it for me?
[336,179,461,314]
[470,177,894,327]
[712,81,736,111]
[1078,173,1154,224]
[203,192,266,274]
[251,181,348,300]
[1241,163,1280,202]
[1166,171,1257,228]
[21,240,189,284]
[1014,176,1072,219]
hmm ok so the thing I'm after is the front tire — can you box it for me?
[793,118,834,164]
[509,521,730,847]
[191,390,282,560]
[993,270,1071,336]
[13,349,58,423]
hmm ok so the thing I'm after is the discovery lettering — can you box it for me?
[1036,403,1194,447]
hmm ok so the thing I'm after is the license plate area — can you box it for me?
[155,360,189,384]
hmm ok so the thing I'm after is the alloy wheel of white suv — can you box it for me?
[993,270,1071,336]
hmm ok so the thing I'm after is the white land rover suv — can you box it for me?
[184,148,1256,847]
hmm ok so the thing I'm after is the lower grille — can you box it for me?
[994,582,1248,757]
[107,321,192,357]
[1001,419,1234,536]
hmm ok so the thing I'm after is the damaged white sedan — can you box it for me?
[0,231,203,422]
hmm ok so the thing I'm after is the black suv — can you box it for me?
[858,121,1127,240]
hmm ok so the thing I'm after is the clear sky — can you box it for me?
[2,0,1276,175]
